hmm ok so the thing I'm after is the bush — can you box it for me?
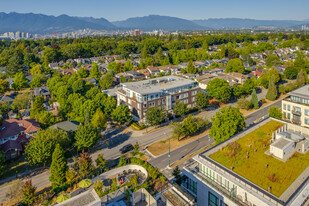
[237,97,252,110]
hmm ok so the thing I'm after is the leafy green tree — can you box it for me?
[13,72,27,91]
[186,60,196,74]
[146,107,166,126]
[77,67,88,78]
[30,64,43,76]
[22,179,36,205]
[6,50,24,76]
[95,154,106,172]
[90,63,101,78]
[72,79,85,93]
[74,124,99,151]
[296,69,309,88]
[237,97,252,110]
[266,52,281,68]
[31,95,44,117]
[172,166,182,184]
[251,89,259,109]
[210,106,246,144]
[42,47,59,65]
[49,144,68,189]
[242,78,257,95]
[195,92,209,110]
[91,108,107,130]
[107,62,122,74]
[269,106,282,119]
[266,76,277,101]
[206,78,232,102]
[111,105,132,124]
[66,169,76,186]
[103,96,117,115]
[0,79,9,95]
[78,151,93,177]
[173,101,188,117]
[225,58,245,73]
[30,76,43,89]
[171,122,185,140]
[11,93,31,111]
[284,66,298,79]
[123,60,134,71]
[25,129,70,166]
[232,84,244,98]
[99,72,114,90]
[38,111,55,129]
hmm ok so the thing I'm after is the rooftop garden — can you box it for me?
[209,120,309,197]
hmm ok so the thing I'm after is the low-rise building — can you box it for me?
[116,76,200,122]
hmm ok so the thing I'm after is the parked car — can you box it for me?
[119,144,134,154]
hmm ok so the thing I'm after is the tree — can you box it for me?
[146,107,166,126]
[30,76,43,89]
[78,150,93,177]
[77,67,88,78]
[284,66,298,79]
[186,60,196,74]
[242,78,257,95]
[25,128,70,166]
[13,72,27,91]
[72,79,85,93]
[96,154,106,172]
[237,97,252,110]
[123,59,134,71]
[99,72,114,90]
[90,63,100,78]
[103,96,117,115]
[107,62,122,74]
[251,89,259,109]
[210,106,246,144]
[0,79,9,95]
[30,64,43,76]
[266,52,281,67]
[74,124,99,151]
[196,92,209,110]
[11,93,31,111]
[206,78,232,102]
[171,122,185,140]
[38,111,55,128]
[266,76,277,101]
[173,101,188,117]
[91,108,107,130]
[22,179,36,205]
[172,166,181,184]
[269,106,282,119]
[111,105,132,124]
[65,169,76,186]
[6,50,24,76]
[49,144,68,189]
[31,95,44,117]
[225,58,245,74]
[296,69,309,88]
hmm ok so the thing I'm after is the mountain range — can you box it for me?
[0,12,309,34]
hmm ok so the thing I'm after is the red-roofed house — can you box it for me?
[250,70,263,78]
[0,119,40,160]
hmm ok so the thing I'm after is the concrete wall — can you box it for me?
[133,188,157,206]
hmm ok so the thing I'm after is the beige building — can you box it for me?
[282,85,309,127]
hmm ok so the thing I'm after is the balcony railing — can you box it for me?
[292,119,301,125]
[187,165,248,206]
[292,110,301,116]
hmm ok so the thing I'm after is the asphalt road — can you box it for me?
[0,92,281,204]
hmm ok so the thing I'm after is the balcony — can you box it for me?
[292,119,301,125]
[292,110,301,116]
[186,163,248,206]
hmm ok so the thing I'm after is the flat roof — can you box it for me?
[198,118,309,203]
[121,75,196,95]
[271,137,294,150]
[287,85,309,99]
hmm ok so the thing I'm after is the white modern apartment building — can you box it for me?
[282,85,309,127]
[181,118,309,206]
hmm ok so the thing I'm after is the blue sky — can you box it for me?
[2,0,309,21]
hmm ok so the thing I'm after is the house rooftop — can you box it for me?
[120,76,197,95]
[194,118,309,204]
[287,84,309,99]
[0,119,40,139]
[49,120,79,133]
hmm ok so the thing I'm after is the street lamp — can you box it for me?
[165,133,170,167]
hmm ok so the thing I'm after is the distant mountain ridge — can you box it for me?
[113,15,206,31]
[0,12,309,34]
[0,12,116,34]
[193,18,309,29]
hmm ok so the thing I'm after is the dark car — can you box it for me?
[119,144,134,154]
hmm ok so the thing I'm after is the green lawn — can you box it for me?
[210,120,309,197]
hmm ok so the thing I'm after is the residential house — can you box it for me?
[137,69,151,79]
[34,86,51,101]
[146,66,160,76]
[0,119,40,160]
[49,120,79,134]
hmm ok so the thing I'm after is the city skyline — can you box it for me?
[2,0,309,21]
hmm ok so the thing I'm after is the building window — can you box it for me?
[182,99,188,104]
[191,90,198,95]
[149,102,155,107]
[208,192,219,206]
[158,100,161,105]
[294,115,301,121]
[192,97,196,102]
[294,107,301,112]
[137,104,140,109]
[162,99,166,104]
[287,105,291,111]
[305,109,309,116]
[283,104,286,110]
[305,118,309,125]
[287,113,290,119]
